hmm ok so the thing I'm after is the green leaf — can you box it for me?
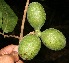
[2,14,18,33]
[0,0,18,33]
[0,11,2,28]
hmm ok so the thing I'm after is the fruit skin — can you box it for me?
[41,28,66,51]
[18,34,41,60]
[27,2,46,30]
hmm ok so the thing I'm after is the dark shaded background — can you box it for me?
[0,0,69,63]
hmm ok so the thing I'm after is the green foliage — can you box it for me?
[41,28,66,51]
[18,34,41,60]
[0,0,18,33]
[27,2,46,30]
[0,11,2,28]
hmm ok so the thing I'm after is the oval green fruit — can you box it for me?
[41,28,66,51]
[18,34,41,60]
[27,2,46,30]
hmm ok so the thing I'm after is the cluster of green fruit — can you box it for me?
[18,2,66,60]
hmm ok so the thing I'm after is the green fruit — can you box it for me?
[27,2,46,30]
[41,28,66,51]
[18,34,41,60]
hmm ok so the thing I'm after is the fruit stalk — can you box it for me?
[20,0,29,41]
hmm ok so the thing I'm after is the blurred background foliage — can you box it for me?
[0,0,69,63]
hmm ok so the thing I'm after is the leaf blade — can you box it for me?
[0,0,18,33]
[0,11,2,28]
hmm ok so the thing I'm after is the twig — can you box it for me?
[0,31,34,39]
[20,0,29,41]
[0,32,19,39]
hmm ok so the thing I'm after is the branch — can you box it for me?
[0,32,19,39]
[20,0,29,41]
[0,31,34,39]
